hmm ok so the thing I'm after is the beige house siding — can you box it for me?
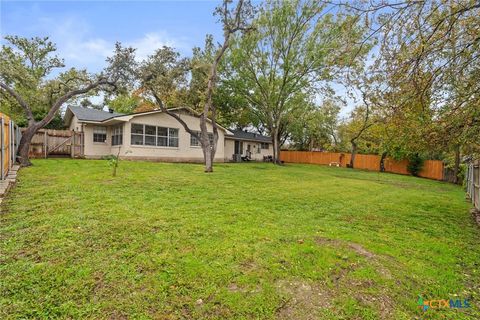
[82,123,113,157]
[79,111,225,162]
[224,138,273,162]
[224,139,235,161]
[68,116,79,131]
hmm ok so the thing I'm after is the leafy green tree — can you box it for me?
[134,0,254,172]
[0,36,134,166]
[358,1,480,180]
[227,0,369,164]
[288,100,341,151]
[105,93,142,114]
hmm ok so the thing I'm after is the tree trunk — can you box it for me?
[453,146,460,184]
[17,125,39,167]
[276,139,282,165]
[349,140,357,168]
[203,146,213,173]
[272,128,281,165]
[379,152,387,172]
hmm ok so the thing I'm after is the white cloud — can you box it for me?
[129,32,186,61]
[32,15,186,72]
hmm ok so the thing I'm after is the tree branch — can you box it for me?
[0,82,34,124]
[36,77,116,128]
[150,90,201,142]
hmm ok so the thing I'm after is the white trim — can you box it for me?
[130,145,180,150]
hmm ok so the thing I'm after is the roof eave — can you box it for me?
[225,136,272,143]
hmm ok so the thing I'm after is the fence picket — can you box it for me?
[21,129,84,158]
[0,113,19,180]
[280,150,444,180]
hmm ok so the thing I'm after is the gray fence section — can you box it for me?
[466,161,480,211]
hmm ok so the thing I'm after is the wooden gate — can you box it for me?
[24,129,84,159]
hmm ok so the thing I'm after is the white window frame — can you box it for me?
[111,125,123,146]
[190,131,214,147]
[93,126,107,143]
[130,123,179,148]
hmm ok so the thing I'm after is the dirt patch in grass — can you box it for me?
[275,280,333,320]
[315,237,392,279]
[355,291,395,320]
[313,237,396,319]
[227,283,261,294]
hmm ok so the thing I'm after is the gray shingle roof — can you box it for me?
[67,106,124,122]
[227,129,271,143]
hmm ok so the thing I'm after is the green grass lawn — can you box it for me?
[1,159,480,319]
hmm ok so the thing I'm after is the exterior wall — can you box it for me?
[82,123,112,157]
[68,116,79,131]
[78,112,225,162]
[224,139,235,161]
[224,138,273,162]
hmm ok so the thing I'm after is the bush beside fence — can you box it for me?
[280,150,444,180]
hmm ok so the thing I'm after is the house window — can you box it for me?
[190,131,214,147]
[157,127,179,147]
[93,126,107,143]
[260,142,269,149]
[145,125,156,146]
[130,123,179,147]
[112,125,123,146]
[131,124,144,145]
[257,144,261,153]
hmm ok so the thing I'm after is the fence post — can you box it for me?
[468,164,471,196]
[473,160,480,210]
[9,120,13,168]
[1,117,4,180]
[71,133,75,158]
[472,163,475,204]
[44,130,48,159]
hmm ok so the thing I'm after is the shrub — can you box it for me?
[407,154,424,176]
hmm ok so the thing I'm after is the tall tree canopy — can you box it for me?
[225,0,370,164]
[124,0,254,172]
[0,36,134,166]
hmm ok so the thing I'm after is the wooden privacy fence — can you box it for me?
[466,160,480,211]
[0,113,21,180]
[280,150,444,180]
[23,129,84,159]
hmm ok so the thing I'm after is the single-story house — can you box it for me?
[64,106,273,162]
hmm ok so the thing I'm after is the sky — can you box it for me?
[1,0,225,72]
[0,0,357,116]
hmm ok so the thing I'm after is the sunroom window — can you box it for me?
[130,123,179,147]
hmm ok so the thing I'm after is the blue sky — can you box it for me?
[1,1,225,72]
[1,0,357,116]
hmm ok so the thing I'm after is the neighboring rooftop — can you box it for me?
[227,129,271,143]
[66,106,124,122]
